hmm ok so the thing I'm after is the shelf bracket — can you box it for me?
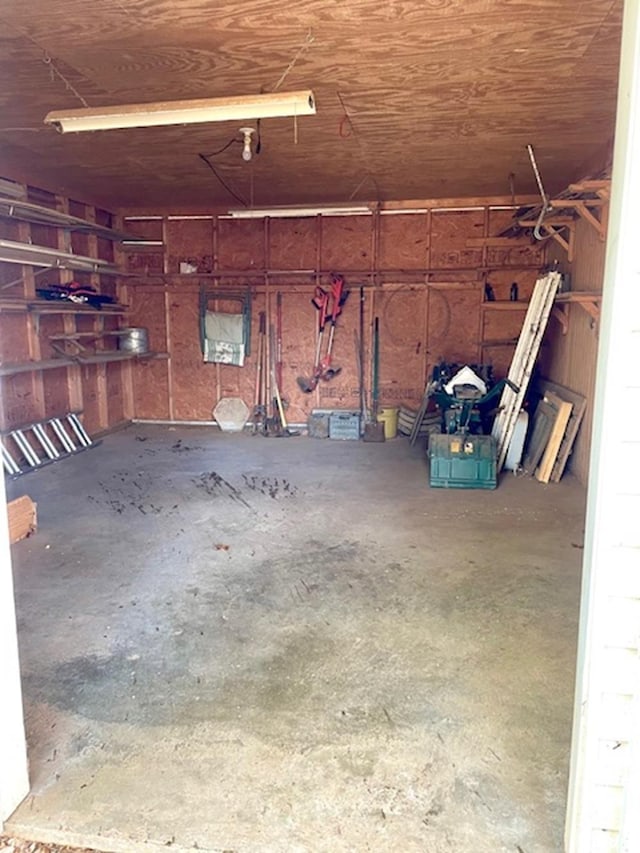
[574,201,607,241]
[552,305,569,335]
[539,222,575,262]
[552,294,601,335]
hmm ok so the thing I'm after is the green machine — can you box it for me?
[426,362,517,490]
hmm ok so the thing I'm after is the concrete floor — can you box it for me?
[5,425,586,853]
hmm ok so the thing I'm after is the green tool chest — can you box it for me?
[428,433,497,489]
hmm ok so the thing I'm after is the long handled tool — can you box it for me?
[363,315,385,442]
[269,324,300,437]
[276,291,284,391]
[359,286,366,424]
[252,312,267,435]
[297,286,329,393]
[297,274,349,393]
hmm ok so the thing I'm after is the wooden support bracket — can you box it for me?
[540,222,575,261]
[552,292,601,334]
[547,199,607,240]
[552,305,569,335]
[575,201,607,240]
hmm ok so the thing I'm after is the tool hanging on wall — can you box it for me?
[526,143,554,240]
[297,273,349,393]
[276,291,284,391]
[252,311,267,435]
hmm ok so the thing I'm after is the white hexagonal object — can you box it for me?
[213,397,250,432]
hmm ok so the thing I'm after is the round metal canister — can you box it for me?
[118,327,149,354]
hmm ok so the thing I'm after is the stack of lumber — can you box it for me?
[522,379,587,483]
[6,495,37,543]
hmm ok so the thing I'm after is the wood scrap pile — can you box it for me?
[521,378,587,482]
[6,495,37,543]
[397,404,440,439]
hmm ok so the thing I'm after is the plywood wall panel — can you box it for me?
[123,218,163,241]
[427,286,481,368]
[127,287,170,418]
[269,218,317,270]
[486,244,545,270]
[217,220,264,270]
[488,208,518,235]
[321,216,372,271]
[0,220,19,240]
[481,344,517,379]
[106,363,125,425]
[0,375,40,429]
[0,314,30,361]
[166,218,213,273]
[376,289,428,407]
[378,214,429,269]
[70,230,90,257]
[571,216,607,291]
[170,288,221,420]
[430,210,484,268]
[126,251,165,274]
[482,306,528,341]
[29,224,57,249]
[541,217,605,484]
[127,287,167,352]
[80,364,101,434]
[37,314,66,360]
[42,366,70,419]
[132,360,171,419]
[122,216,163,240]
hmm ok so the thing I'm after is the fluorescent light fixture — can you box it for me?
[225,205,372,219]
[44,90,315,133]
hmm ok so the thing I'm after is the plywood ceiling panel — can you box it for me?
[0,0,622,210]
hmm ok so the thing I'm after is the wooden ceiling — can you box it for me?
[0,0,623,212]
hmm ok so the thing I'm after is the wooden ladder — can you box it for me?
[491,271,562,471]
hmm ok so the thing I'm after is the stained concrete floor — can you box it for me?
[5,425,586,853]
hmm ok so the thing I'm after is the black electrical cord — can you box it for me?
[197,152,248,207]
[201,137,240,158]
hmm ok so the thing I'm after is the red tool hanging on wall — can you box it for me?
[297,273,349,393]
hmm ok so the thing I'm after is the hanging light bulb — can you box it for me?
[239,127,255,162]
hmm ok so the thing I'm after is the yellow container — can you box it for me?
[377,406,399,439]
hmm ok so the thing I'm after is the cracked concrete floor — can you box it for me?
[5,425,586,852]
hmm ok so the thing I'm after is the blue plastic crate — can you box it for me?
[329,411,360,440]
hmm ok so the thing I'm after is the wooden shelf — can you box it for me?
[0,351,168,378]
[48,330,124,341]
[554,291,601,304]
[0,298,128,316]
[0,197,145,243]
[0,238,135,276]
[481,301,529,311]
[553,291,601,334]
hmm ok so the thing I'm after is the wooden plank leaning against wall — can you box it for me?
[122,202,545,428]
[0,184,133,436]
[540,216,607,485]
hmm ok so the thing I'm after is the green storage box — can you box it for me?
[428,433,497,489]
